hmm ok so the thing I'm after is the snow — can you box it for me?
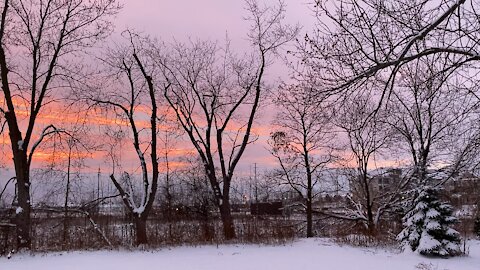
[133,206,145,215]
[408,230,420,242]
[17,140,23,150]
[412,212,425,222]
[425,220,441,230]
[445,228,460,237]
[426,209,440,218]
[15,207,23,214]
[2,238,480,270]
[415,202,427,211]
[418,231,441,253]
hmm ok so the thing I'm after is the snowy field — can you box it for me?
[2,238,479,270]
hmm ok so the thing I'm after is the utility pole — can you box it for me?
[97,167,101,200]
[254,163,258,203]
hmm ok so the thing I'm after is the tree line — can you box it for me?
[1,0,480,256]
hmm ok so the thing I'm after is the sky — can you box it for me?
[0,0,402,178]
[116,0,318,82]
[0,0,408,201]
[109,0,318,175]
[0,0,403,179]
[0,0,324,207]
[117,0,316,42]
[0,0,319,178]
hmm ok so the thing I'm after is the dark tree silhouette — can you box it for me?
[269,84,335,237]
[87,32,167,246]
[162,0,298,240]
[0,0,120,249]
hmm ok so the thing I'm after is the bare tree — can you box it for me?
[162,0,298,239]
[387,55,478,184]
[0,0,120,249]
[332,93,398,234]
[298,0,480,105]
[86,32,167,245]
[294,1,480,234]
[59,127,94,247]
[325,55,478,235]
[269,84,335,237]
[34,121,93,247]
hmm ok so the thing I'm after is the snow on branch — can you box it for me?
[27,124,68,167]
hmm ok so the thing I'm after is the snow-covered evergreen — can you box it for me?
[397,187,461,257]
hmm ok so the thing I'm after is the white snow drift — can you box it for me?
[2,238,479,270]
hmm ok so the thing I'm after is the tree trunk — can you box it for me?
[13,157,31,249]
[304,136,314,238]
[306,163,313,237]
[362,169,375,235]
[11,137,31,249]
[219,199,235,240]
[306,196,313,238]
[367,219,376,235]
[63,147,72,247]
[366,201,375,235]
[206,171,236,240]
[4,106,31,250]
[135,216,148,246]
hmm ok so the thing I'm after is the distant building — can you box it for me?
[371,168,403,193]
[250,202,283,215]
[445,172,480,207]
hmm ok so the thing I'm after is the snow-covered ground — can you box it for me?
[2,238,479,270]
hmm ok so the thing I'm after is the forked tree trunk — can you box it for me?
[1,3,31,249]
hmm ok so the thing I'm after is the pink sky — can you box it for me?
[113,0,317,174]
[117,0,315,41]
[0,1,323,176]
[0,1,404,187]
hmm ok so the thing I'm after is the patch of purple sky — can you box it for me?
[113,0,317,174]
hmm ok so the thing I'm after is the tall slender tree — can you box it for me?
[0,0,120,249]
[87,32,167,245]
[269,84,335,237]
[162,0,298,239]
[333,93,398,234]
